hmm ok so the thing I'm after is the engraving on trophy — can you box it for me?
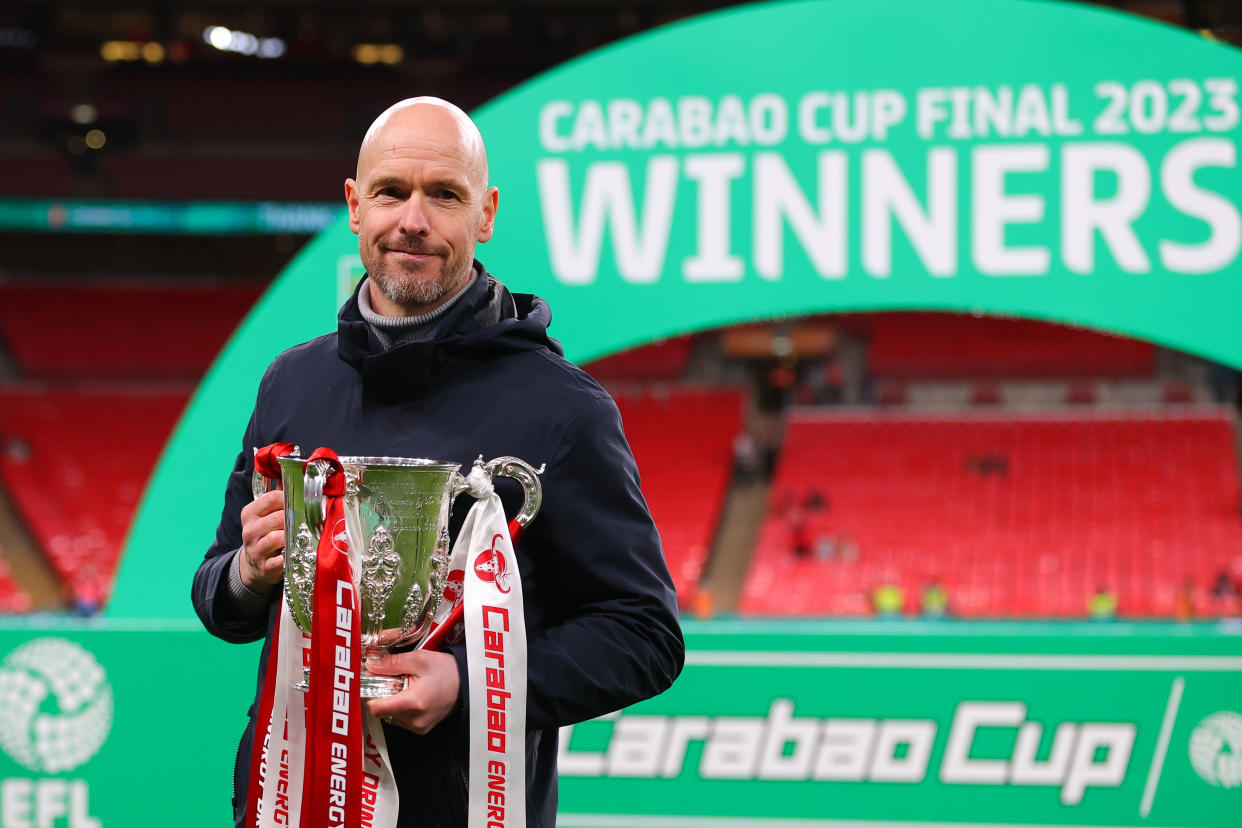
[360,524,401,632]
[367,489,402,535]
[423,529,451,624]
[400,582,424,638]
[344,468,361,509]
[287,521,316,628]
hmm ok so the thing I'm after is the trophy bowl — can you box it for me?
[274,451,541,698]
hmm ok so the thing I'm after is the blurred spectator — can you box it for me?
[803,487,828,512]
[4,437,30,463]
[1173,579,1195,622]
[921,581,950,618]
[813,533,836,560]
[1087,585,1118,620]
[690,585,715,620]
[732,430,759,484]
[788,512,811,558]
[1211,569,1241,616]
[965,453,1009,476]
[872,583,904,617]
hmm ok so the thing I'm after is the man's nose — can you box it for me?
[397,194,431,235]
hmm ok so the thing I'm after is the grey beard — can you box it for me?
[371,265,468,308]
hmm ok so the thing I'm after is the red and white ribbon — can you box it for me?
[249,446,398,828]
[247,447,526,828]
[457,464,527,828]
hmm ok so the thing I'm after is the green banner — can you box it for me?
[0,621,256,827]
[0,621,1238,827]
[0,199,339,234]
[558,621,1242,827]
[475,0,1242,366]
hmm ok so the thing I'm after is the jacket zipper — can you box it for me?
[450,754,469,816]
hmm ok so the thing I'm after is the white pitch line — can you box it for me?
[685,651,1242,671]
[1140,676,1185,817]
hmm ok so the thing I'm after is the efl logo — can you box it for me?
[0,638,109,826]
[1189,711,1242,789]
[474,534,513,594]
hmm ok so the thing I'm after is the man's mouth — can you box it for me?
[385,248,437,259]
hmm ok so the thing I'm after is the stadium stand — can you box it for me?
[583,336,693,382]
[865,313,1155,379]
[0,555,32,613]
[611,387,744,602]
[741,408,1242,619]
[0,385,191,607]
[103,152,349,201]
[0,282,262,379]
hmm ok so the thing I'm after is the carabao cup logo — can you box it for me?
[0,638,113,773]
[474,533,513,594]
[1189,711,1242,789]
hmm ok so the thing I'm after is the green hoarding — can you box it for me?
[0,622,1239,826]
[558,622,1242,827]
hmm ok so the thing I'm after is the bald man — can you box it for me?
[191,98,684,828]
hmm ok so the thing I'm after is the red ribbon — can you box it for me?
[255,442,298,483]
[246,442,298,828]
[303,447,362,828]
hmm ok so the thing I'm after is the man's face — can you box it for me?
[345,104,498,314]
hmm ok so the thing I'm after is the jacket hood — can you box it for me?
[338,261,562,402]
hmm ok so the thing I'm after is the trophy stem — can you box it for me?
[292,645,407,699]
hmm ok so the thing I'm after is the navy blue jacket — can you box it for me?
[191,266,685,827]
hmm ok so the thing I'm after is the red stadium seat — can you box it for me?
[0,386,190,604]
[0,282,261,380]
[612,387,745,603]
[740,409,1242,619]
[866,313,1154,380]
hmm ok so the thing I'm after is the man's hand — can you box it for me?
[365,650,461,734]
[239,489,285,592]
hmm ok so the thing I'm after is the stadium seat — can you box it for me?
[612,387,745,603]
[0,386,190,604]
[866,313,1155,379]
[740,408,1242,619]
[0,282,261,379]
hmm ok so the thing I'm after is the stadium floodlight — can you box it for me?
[204,25,285,59]
[70,104,97,125]
[258,38,285,59]
[204,26,232,51]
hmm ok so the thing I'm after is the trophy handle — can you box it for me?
[252,443,299,500]
[484,456,544,529]
[453,456,544,529]
[303,457,335,533]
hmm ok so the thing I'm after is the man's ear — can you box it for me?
[477,186,499,243]
[345,178,362,233]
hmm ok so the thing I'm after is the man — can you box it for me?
[191,97,685,827]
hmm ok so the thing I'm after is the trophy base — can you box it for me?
[291,667,408,699]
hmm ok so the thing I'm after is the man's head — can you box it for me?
[345,97,498,317]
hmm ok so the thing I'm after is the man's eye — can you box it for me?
[377,187,402,199]
[436,190,460,201]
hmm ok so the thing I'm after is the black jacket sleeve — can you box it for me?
[191,408,276,644]
[492,394,685,731]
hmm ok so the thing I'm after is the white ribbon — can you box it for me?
[460,470,527,828]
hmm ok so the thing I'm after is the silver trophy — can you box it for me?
[269,450,542,698]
